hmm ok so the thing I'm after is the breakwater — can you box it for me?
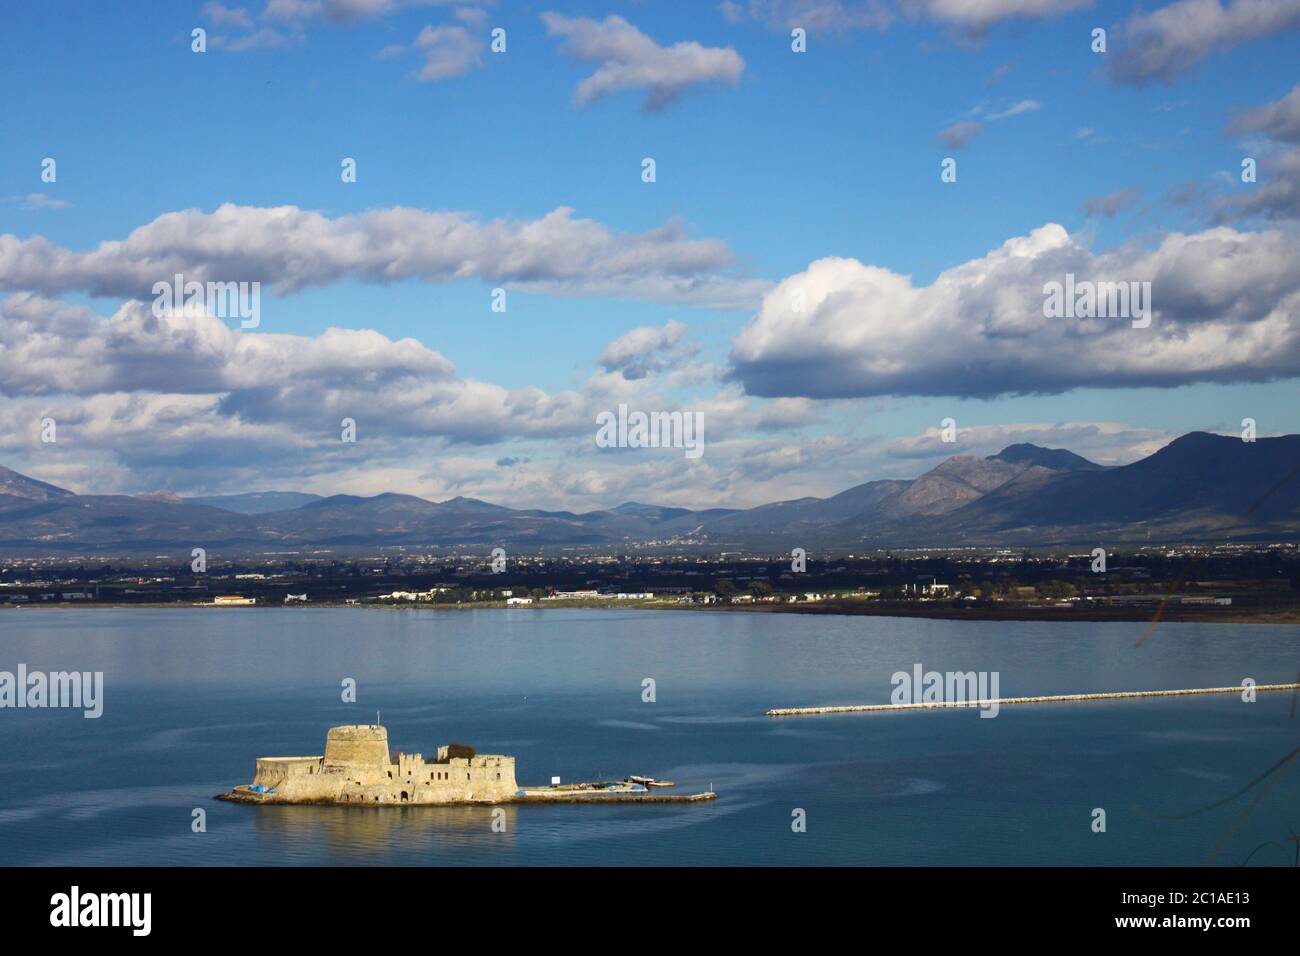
[516,791,716,803]
[766,683,1300,717]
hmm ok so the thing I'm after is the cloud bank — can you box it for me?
[729,223,1300,398]
[1106,0,1300,86]
[0,203,769,309]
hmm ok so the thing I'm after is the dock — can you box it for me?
[766,683,1300,717]
[515,790,716,803]
[514,778,715,802]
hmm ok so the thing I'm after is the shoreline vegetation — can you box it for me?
[6,597,1298,624]
[5,543,1295,622]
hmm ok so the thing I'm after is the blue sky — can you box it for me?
[1,0,1298,508]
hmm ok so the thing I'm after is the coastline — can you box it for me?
[6,599,1297,624]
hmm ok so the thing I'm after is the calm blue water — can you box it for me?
[0,608,1296,866]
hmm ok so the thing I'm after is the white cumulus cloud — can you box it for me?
[542,13,745,111]
[729,223,1300,398]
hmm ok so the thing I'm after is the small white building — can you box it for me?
[506,596,534,605]
[543,590,607,600]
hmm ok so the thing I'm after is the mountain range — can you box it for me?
[1,432,1297,554]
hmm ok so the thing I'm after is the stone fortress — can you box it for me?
[240,725,519,805]
[220,722,717,806]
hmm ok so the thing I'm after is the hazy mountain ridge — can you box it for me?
[186,491,324,514]
[1,434,1295,552]
[0,464,74,502]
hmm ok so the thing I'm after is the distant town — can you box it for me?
[3,542,1297,623]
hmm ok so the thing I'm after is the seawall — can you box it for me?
[767,683,1300,716]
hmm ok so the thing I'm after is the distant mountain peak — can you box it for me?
[183,491,324,515]
[893,454,1029,516]
[134,491,185,504]
[610,501,694,522]
[612,501,665,514]
[1160,430,1228,450]
[0,464,74,501]
[438,496,510,513]
[988,443,1102,472]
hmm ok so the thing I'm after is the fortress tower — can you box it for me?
[324,725,389,768]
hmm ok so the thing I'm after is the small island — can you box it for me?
[217,724,716,806]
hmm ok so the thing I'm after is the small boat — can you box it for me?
[630,776,675,787]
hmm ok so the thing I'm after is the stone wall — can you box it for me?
[251,756,323,791]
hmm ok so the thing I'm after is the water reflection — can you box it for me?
[252,804,521,862]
